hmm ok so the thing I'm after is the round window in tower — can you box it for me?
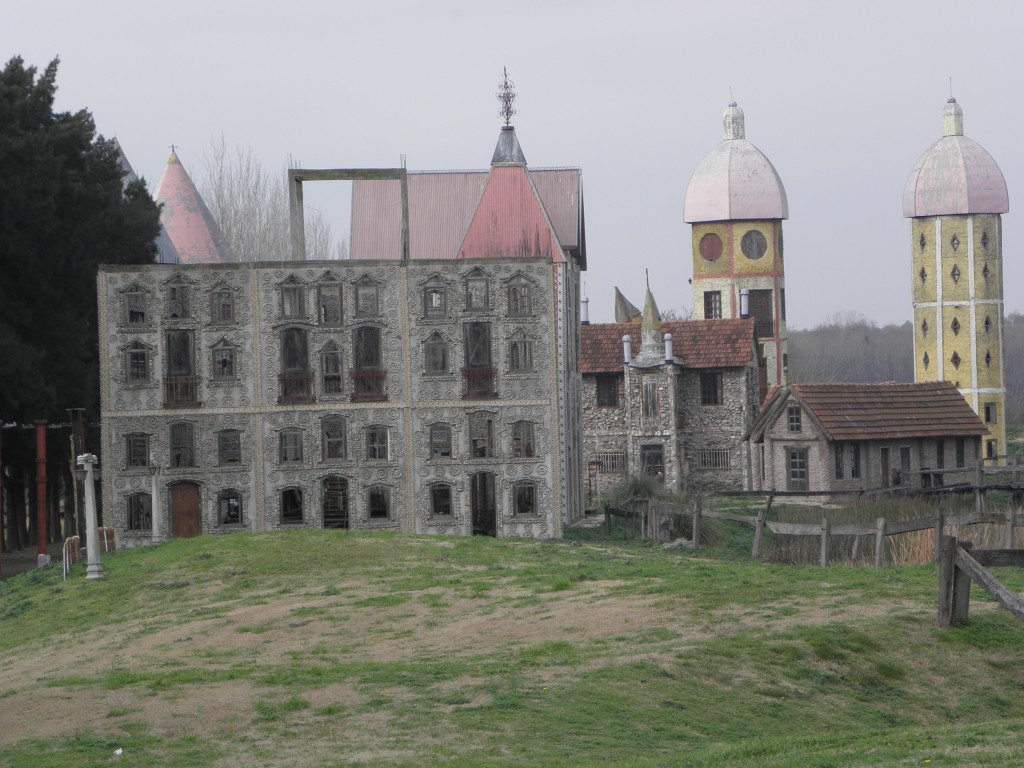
[698,233,723,262]
[741,230,768,260]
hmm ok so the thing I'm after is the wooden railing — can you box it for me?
[640,496,1022,568]
[163,376,199,408]
[938,536,1024,626]
[278,372,314,404]
[350,370,387,402]
[462,368,497,399]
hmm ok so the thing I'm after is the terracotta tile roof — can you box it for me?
[790,382,989,441]
[581,318,757,374]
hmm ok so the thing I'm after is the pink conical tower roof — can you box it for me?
[153,150,235,263]
[456,126,564,262]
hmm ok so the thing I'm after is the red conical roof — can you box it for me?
[153,150,235,264]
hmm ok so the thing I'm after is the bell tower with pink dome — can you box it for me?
[904,98,1009,462]
[684,103,789,387]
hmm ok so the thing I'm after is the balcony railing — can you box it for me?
[462,367,497,400]
[278,372,314,404]
[163,376,200,408]
[350,370,388,402]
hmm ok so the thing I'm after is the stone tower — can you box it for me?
[684,102,789,386]
[903,98,1009,462]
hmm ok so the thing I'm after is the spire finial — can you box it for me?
[949,76,954,101]
[497,67,517,126]
[645,268,650,290]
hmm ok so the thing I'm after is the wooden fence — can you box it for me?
[938,536,1024,626]
[639,496,1022,568]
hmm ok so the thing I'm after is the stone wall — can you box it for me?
[99,257,578,545]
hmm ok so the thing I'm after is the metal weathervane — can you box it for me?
[497,67,517,126]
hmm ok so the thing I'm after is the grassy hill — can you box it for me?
[1,526,1023,767]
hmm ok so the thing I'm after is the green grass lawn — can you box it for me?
[1,526,1022,767]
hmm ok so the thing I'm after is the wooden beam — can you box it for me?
[954,546,1024,622]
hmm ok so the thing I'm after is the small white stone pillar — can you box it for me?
[77,454,104,580]
[149,452,164,544]
[622,335,632,363]
[664,333,673,362]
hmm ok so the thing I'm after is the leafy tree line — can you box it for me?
[788,313,1024,426]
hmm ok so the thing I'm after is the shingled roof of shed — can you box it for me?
[581,318,757,374]
[752,382,989,442]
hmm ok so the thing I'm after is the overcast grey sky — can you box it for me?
[5,0,1021,328]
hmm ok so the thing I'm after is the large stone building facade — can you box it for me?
[99,125,585,545]
[580,291,762,499]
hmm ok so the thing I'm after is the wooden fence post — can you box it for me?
[951,541,973,625]
[1006,506,1016,550]
[874,517,887,569]
[820,516,830,568]
[752,506,766,560]
[976,460,984,514]
[934,508,945,563]
[692,500,702,553]
[938,534,956,627]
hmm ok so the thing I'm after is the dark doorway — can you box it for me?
[170,482,201,538]
[471,472,496,537]
[322,476,349,529]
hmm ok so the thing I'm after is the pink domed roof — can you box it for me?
[684,104,788,223]
[903,100,1008,218]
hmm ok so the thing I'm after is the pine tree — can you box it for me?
[0,56,161,422]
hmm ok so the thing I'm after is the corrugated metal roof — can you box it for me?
[153,151,235,264]
[581,318,757,374]
[756,382,989,442]
[350,168,581,261]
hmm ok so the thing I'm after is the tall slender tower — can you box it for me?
[903,98,1009,461]
[684,102,789,386]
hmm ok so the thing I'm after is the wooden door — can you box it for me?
[170,482,201,538]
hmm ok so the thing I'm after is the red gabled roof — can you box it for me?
[581,318,757,374]
[790,382,989,441]
[154,151,235,264]
[456,165,565,262]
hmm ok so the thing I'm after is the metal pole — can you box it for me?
[79,454,104,580]
[35,420,48,566]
